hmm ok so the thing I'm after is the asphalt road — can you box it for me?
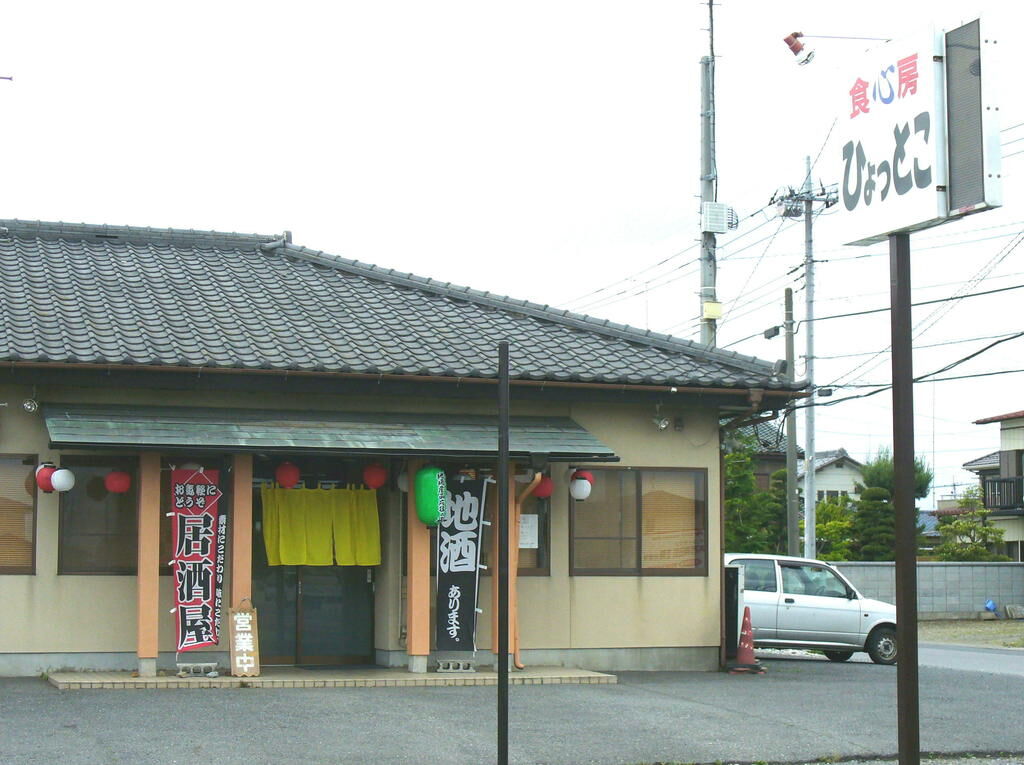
[2,652,1024,765]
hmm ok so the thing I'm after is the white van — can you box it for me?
[724,553,898,664]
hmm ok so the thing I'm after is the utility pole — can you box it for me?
[773,157,836,558]
[802,156,817,559]
[699,0,717,346]
[784,288,799,556]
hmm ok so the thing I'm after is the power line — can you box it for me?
[804,282,1024,325]
[814,331,1021,359]
[561,202,776,311]
[824,229,1024,388]
[792,332,1024,412]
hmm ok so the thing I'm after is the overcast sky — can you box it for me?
[3,1,1021,510]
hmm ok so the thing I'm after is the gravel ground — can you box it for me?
[701,760,1024,765]
[918,619,1024,648]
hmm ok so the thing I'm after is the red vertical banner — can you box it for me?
[170,469,226,652]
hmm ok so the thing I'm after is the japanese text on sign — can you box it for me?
[170,469,225,652]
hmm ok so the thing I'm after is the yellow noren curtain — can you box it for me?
[262,486,380,567]
[352,488,381,566]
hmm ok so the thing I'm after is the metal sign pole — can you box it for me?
[889,232,920,765]
[497,341,510,765]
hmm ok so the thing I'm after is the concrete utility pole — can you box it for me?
[784,288,800,556]
[699,0,717,346]
[774,157,836,558]
[802,157,817,559]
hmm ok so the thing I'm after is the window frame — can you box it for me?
[57,455,141,576]
[569,466,708,577]
[0,454,38,575]
[514,493,550,577]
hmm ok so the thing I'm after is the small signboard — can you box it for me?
[519,514,539,549]
[229,601,260,677]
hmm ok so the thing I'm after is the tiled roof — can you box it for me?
[796,448,864,480]
[732,419,805,456]
[0,219,802,390]
[975,410,1024,425]
[962,451,1000,471]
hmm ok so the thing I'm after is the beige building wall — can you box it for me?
[999,419,1024,451]
[0,383,723,671]
[993,517,1024,544]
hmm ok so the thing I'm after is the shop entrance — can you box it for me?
[252,563,374,666]
[251,477,376,667]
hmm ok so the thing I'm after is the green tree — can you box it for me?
[762,468,789,554]
[813,495,856,561]
[858,446,934,499]
[723,438,786,554]
[935,487,1011,561]
[851,487,896,561]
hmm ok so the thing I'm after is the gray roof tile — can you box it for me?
[0,219,805,390]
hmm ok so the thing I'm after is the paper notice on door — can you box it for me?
[519,514,539,549]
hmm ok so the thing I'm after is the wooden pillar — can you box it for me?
[405,460,430,672]
[231,454,253,608]
[136,452,161,677]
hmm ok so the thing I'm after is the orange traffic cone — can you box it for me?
[729,606,766,674]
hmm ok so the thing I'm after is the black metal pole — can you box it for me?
[889,232,920,765]
[497,341,510,765]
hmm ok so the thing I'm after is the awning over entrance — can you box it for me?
[42,404,619,462]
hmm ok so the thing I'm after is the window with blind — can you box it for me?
[570,468,707,576]
[58,457,140,575]
[0,456,37,575]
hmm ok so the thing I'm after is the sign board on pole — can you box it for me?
[229,601,261,677]
[838,20,1001,245]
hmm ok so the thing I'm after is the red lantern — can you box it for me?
[36,464,56,493]
[572,470,595,484]
[533,475,554,499]
[104,471,132,494]
[275,461,301,489]
[363,463,387,490]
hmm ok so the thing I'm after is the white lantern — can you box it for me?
[396,471,409,493]
[50,468,76,492]
[569,478,592,501]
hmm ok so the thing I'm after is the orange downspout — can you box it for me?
[512,471,542,669]
[231,454,253,607]
[136,452,161,676]
[406,460,430,668]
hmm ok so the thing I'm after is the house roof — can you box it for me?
[732,419,805,456]
[796,448,864,480]
[962,451,1000,471]
[918,510,941,537]
[974,410,1024,424]
[0,219,803,391]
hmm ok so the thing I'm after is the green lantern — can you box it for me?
[414,467,448,526]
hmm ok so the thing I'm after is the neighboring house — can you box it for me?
[732,420,803,491]
[0,219,801,677]
[917,510,942,552]
[965,413,1024,561]
[797,448,865,503]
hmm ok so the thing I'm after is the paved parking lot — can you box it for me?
[2,651,1024,765]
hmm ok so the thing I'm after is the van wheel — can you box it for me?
[867,626,898,665]
[824,650,854,662]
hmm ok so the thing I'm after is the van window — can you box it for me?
[735,559,777,592]
[781,562,849,598]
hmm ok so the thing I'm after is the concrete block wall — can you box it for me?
[835,562,1024,619]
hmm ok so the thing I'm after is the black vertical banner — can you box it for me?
[435,478,488,652]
